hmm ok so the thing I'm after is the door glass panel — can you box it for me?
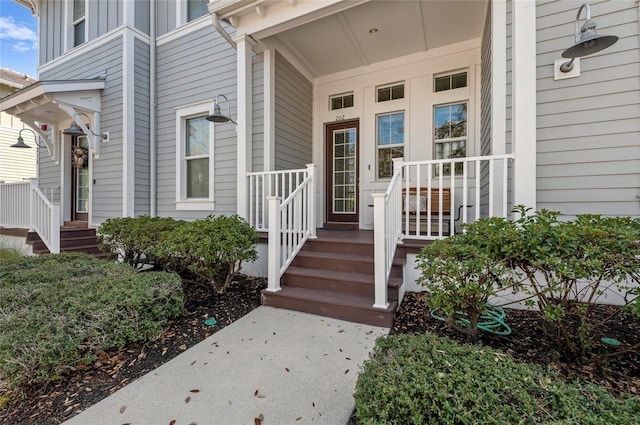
[332,128,356,214]
[75,136,89,213]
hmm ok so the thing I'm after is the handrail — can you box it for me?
[31,186,60,253]
[265,164,316,292]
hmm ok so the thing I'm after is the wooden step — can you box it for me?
[27,228,104,258]
[282,266,400,301]
[262,286,397,328]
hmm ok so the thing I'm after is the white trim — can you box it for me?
[156,13,211,47]
[38,26,150,75]
[511,0,537,211]
[236,36,253,219]
[263,48,275,171]
[122,30,135,217]
[122,0,136,27]
[491,0,506,156]
[175,100,216,210]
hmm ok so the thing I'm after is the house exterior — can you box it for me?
[0,68,37,183]
[1,0,638,325]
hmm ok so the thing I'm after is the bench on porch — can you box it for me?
[402,187,452,235]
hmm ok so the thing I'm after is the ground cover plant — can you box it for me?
[354,333,640,425]
[0,253,183,392]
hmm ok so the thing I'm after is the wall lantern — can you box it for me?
[206,94,236,124]
[555,3,618,79]
[63,112,109,140]
[10,128,43,148]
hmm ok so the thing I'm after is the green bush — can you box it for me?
[98,215,183,267]
[354,333,640,425]
[0,253,183,390]
[153,215,258,294]
[511,207,640,361]
[416,217,520,340]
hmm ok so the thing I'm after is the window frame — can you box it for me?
[376,110,405,180]
[175,101,216,211]
[434,70,468,93]
[376,82,405,103]
[329,92,354,111]
[177,0,210,26]
[67,0,87,49]
[433,102,468,176]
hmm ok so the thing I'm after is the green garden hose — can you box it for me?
[430,304,512,336]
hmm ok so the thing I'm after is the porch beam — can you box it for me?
[511,0,537,211]
[236,35,253,219]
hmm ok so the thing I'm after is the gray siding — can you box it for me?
[156,25,238,219]
[274,52,312,170]
[535,0,640,217]
[135,0,151,35]
[39,0,123,65]
[252,55,265,172]
[40,35,125,224]
[134,37,151,216]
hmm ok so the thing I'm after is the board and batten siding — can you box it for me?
[535,0,640,217]
[134,37,151,216]
[39,35,125,224]
[39,0,123,65]
[155,25,239,219]
[274,52,312,171]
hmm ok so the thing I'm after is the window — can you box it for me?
[434,71,467,92]
[73,0,86,47]
[434,103,467,175]
[377,112,404,179]
[176,102,215,210]
[187,0,209,22]
[377,82,404,102]
[330,93,354,110]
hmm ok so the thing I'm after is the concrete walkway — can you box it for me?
[63,306,388,425]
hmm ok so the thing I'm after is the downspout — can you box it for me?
[150,0,157,216]
[212,13,237,50]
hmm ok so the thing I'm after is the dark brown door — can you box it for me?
[325,120,359,223]
[71,136,89,222]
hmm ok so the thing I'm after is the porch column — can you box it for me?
[511,0,537,211]
[263,48,276,172]
[236,35,253,219]
[492,0,507,215]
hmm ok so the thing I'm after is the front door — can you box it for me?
[71,136,89,223]
[325,121,359,224]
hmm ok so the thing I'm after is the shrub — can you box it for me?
[416,217,520,340]
[98,215,183,268]
[153,215,258,294]
[354,333,640,425]
[0,253,183,390]
[511,207,640,362]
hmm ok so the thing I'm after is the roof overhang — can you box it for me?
[0,78,107,159]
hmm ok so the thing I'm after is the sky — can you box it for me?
[0,0,38,78]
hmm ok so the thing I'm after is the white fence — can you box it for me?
[0,179,60,253]
[372,154,515,310]
[263,165,316,292]
[248,167,311,231]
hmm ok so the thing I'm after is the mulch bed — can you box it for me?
[3,283,639,425]
[0,276,266,425]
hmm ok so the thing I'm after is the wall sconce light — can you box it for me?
[556,3,618,78]
[10,128,43,148]
[63,112,109,140]
[206,94,236,124]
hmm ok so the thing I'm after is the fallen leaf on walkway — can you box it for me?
[119,405,126,414]
[338,329,345,333]
[285,368,289,372]
[190,389,200,393]
[185,396,191,403]
[170,420,176,425]
[344,369,349,374]
[296,417,302,421]
[254,418,262,425]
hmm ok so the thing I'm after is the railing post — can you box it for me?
[306,163,317,239]
[372,192,389,309]
[51,204,61,253]
[266,196,282,293]
[29,178,38,232]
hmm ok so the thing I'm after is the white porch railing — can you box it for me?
[0,179,61,253]
[372,154,515,309]
[248,167,311,231]
[264,164,316,292]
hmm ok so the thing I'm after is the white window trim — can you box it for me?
[176,0,209,27]
[376,82,405,103]
[175,100,215,211]
[376,110,405,180]
[433,101,469,176]
[329,92,354,111]
[433,69,468,92]
[65,0,88,51]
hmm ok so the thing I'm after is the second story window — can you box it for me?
[188,0,209,22]
[73,0,86,47]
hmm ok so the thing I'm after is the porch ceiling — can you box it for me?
[267,0,488,77]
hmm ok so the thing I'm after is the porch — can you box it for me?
[249,154,513,327]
